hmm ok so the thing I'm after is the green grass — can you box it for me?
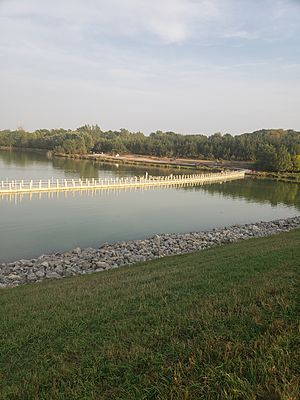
[1,231,300,400]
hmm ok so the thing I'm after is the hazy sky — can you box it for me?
[0,0,300,134]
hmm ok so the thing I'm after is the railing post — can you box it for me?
[0,171,244,194]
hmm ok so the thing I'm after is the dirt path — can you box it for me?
[90,153,254,170]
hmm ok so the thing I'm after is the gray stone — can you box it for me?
[54,265,64,275]
[45,271,61,279]
[35,270,45,279]
[1,216,300,288]
[27,272,37,282]
[95,261,110,269]
[7,274,22,281]
[72,247,81,255]
[40,261,49,268]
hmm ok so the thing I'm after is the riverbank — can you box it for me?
[2,146,299,184]
[1,229,299,399]
[56,152,300,184]
[253,170,300,183]
[55,151,254,171]
[1,215,299,288]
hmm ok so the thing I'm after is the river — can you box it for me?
[0,149,299,262]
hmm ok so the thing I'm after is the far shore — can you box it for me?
[55,151,255,171]
[1,146,299,183]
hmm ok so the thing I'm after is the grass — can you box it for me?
[1,230,300,400]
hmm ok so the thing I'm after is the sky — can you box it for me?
[0,0,300,135]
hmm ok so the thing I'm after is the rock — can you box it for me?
[27,272,37,282]
[35,270,45,279]
[95,261,110,269]
[54,265,64,275]
[64,268,75,276]
[7,274,22,281]
[0,216,299,288]
[45,271,61,279]
[40,261,49,268]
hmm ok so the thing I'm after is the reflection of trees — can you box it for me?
[0,149,48,167]
[185,178,300,211]
[52,158,174,178]
[1,149,299,211]
[0,149,175,179]
[52,157,100,179]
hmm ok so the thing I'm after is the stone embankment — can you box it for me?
[1,216,299,288]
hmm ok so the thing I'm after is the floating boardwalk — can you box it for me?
[0,171,245,195]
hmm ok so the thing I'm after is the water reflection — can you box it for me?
[0,149,174,179]
[1,149,299,262]
[0,185,160,203]
[183,178,300,211]
[1,177,299,212]
[0,180,233,203]
[1,149,300,211]
[0,148,51,166]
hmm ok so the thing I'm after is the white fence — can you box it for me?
[0,171,245,194]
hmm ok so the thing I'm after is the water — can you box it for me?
[0,149,299,262]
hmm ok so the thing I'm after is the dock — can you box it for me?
[0,171,245,195]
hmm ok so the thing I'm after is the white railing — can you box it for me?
[0,171,245,194]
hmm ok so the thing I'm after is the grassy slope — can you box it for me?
[0,231,299,400]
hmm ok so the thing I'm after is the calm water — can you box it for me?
[0,149,299,262]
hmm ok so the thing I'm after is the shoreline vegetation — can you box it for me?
[0,126,299,174]
[55,152,253,172]
[54,152,300,183]
[1,227,299,399]
[1,145,299,184]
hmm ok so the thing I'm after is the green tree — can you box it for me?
[275,146,293,172]
[256,144,278,171]
[292,154,300,172]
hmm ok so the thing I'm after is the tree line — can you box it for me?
[0,125,299,172]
